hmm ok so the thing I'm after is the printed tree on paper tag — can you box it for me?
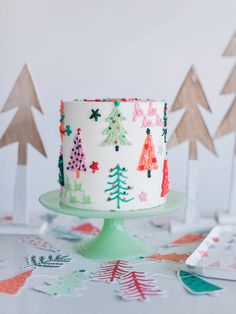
[33,270,86,297]
[215,32,236,218]
[90,260,133,283]
[26,255,71,268]
[161,159,169,197]
[101,101,131,152]
[168,66,216,226]
[0,269,33,295]
[0,64,47,225]
[117,271,166,301]
[105,165,134,209]
[177,270,223,295]
[67,128,87,179]
[137,128,158,178]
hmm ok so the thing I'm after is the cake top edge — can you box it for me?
[62,98,167,103]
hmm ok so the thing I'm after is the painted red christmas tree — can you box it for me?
[137,128,158,178]
[118,271,166,301]
[67,128,87,179]
[90,260,132,283]
[0,269,33,294]
[161,159,169,197]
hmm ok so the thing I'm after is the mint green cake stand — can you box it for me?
[39,190,185,260]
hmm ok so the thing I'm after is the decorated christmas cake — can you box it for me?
[58,98,169,211]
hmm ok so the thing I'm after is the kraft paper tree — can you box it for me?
[101,101,131,152]
[215,32,236,222]
[67,128,87,179]
[0,64,47,227]
[105,164,134,209]
[137,128,158,178]
[168,66,217,232]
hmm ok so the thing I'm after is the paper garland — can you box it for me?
[19,236,60,252]
[117,271,166,301]
[33,270,86,297]
[0,269,33,295]
[90,260,132,283]
[26,255,71,268]
[177,270,223,295]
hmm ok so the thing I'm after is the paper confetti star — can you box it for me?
[138,191,147,202]
[89,161,99,173]
[89,109,101,121]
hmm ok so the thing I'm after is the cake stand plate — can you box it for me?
[39,190,185,260]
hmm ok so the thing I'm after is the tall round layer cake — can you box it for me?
[58,98,169,211]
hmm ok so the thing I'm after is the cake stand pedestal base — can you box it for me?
[78,218,152,259]
[39,190,185,260]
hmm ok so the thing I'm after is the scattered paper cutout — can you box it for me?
[211,237,220,243]
[26,255,71,268]
[117,271,166,301]
[90,260,132,283]
[229,263,236,270]
[208,261,221,268]
[0,215,13,222]
[198,250,208,257]
[51,226,83,240]
[177,270,223,295]
[33,270,86,296]
[0,269,33,295]
[170,233,206,245]
[147,252,190,263]
[20,236,60,252]
[71,222,100,235]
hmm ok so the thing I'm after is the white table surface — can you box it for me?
[0,216,235,314]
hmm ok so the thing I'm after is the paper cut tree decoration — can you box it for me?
[0,64,47,226]
[147,252,190,263]
[161,159,169,197]
[117,271,166,301]
[0,269,33,295]
[67,128,87,179]
[90,260,132,283]
[34,270,86,296]
[137,128,158,178]
[105,164,134,209]
[168,66,216,232]
[101,101,131,151]
[177,270,222,295]
[26,255,71,268]
[58,145,64,191]
[215,32,236,221]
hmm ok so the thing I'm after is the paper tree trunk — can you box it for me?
[13,165,28,224]
[185,160,199,223]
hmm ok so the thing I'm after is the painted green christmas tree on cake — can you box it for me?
[105,164,134,209]
[101,101,131,151]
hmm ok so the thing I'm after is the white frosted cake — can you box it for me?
[58,98,169,211]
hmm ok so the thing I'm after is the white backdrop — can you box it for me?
[0,0,235,217]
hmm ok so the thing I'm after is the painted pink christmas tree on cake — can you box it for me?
[161,159,169,197]
[67,128,87,179]
[137,128,158,178]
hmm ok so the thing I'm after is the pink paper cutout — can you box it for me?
[71,222,100,235]
[20,236,60,252]
[208,261,220,268]
[211,237,220,243]
[198,250,208,257]
[118,271,166,301]
[0,269,33,295]
[90,260,132,283]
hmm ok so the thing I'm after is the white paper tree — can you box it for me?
[0,64,47,232]
[168,66,217,232]
[215,32,236,223]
